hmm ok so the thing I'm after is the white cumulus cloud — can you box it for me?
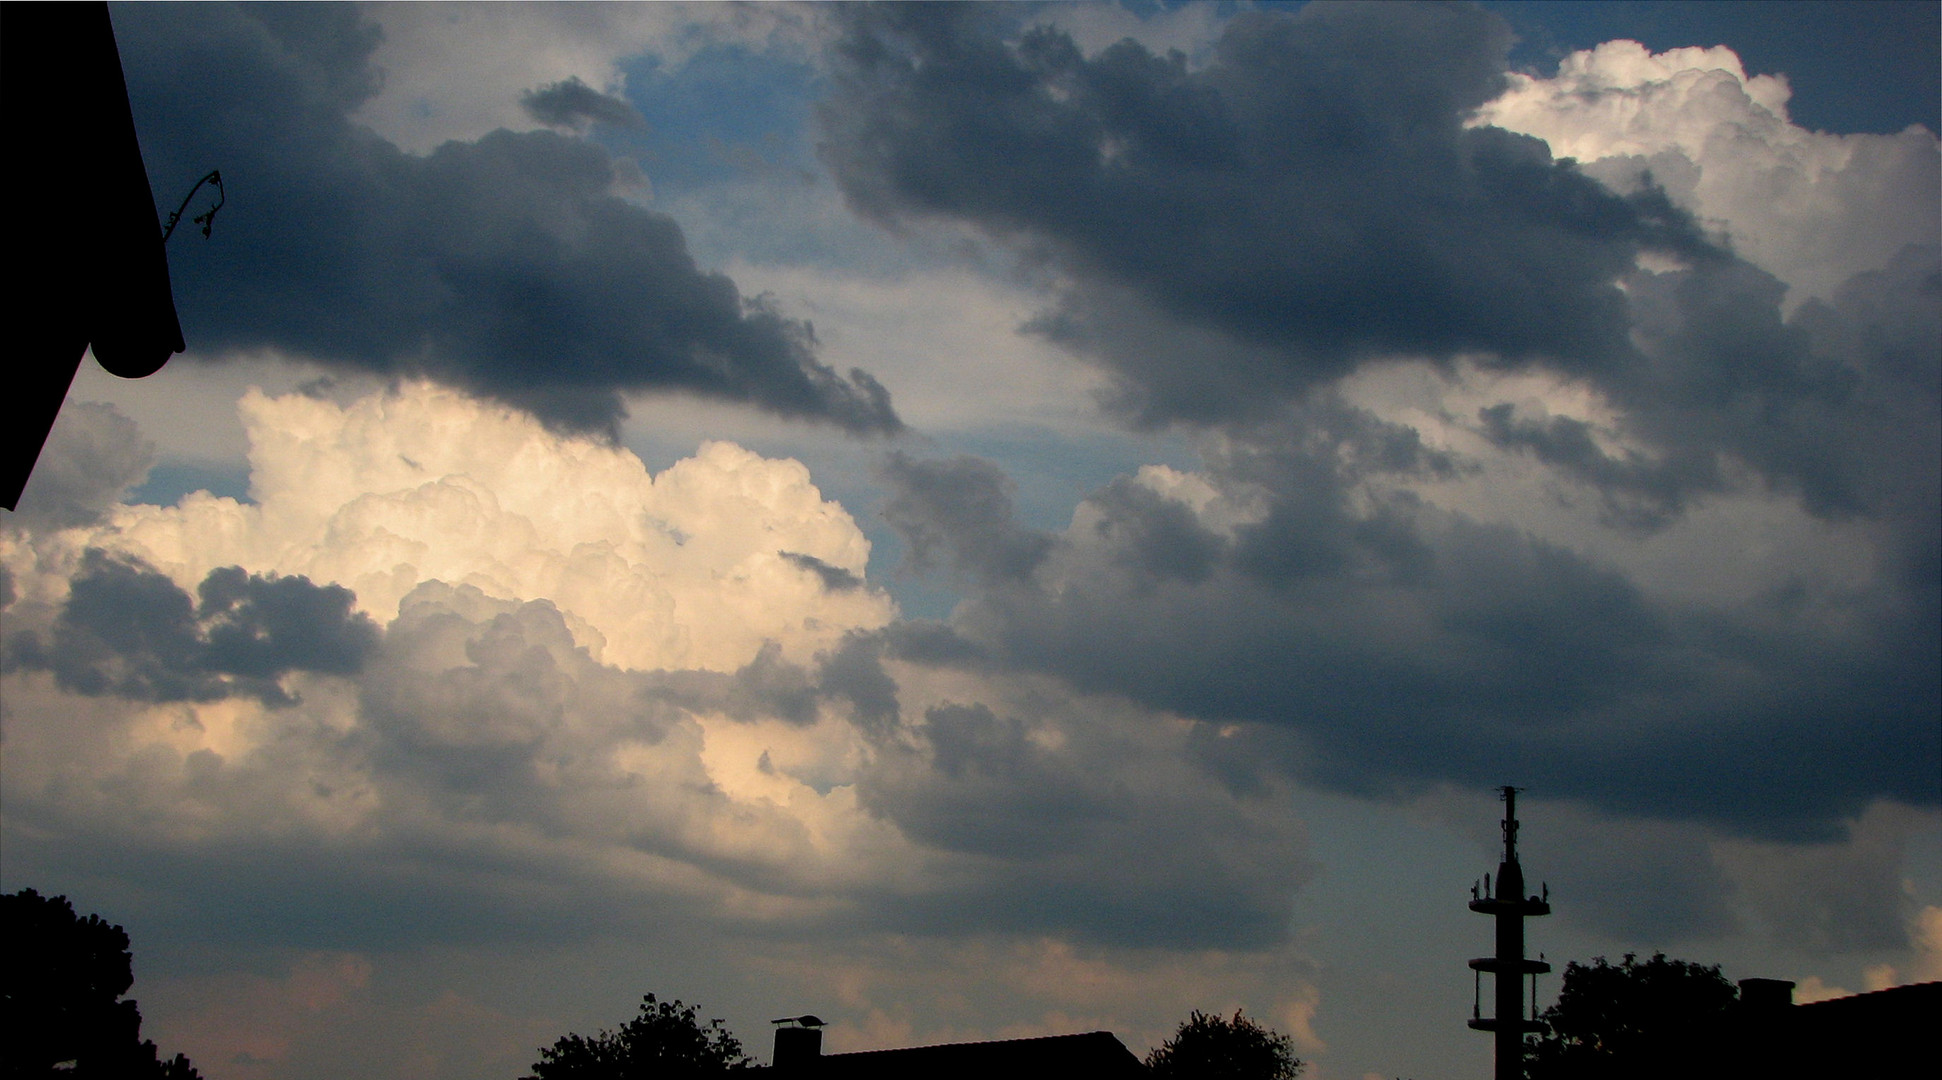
[1475,40,1940,307]
[7,382,890,673]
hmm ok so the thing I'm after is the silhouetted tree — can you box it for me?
[1524,952,1737,1080]
[525,993,751,1079]
[1145,1009,1304,1080]
[1,887,203,1079]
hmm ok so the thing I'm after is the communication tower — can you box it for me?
[1468,786,1549,1080]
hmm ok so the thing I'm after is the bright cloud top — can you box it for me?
[12,383,889,673]
[1476,39,1940,306]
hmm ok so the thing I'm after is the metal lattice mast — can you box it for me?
[1467,786,1550,1080]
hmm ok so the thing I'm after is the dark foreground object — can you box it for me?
[1736,978,1939,1080]
[1528,960,1937,1080]
[1468,786,1548,1080]
[1,2,183,510]
[1,888,203,1078]
[770,1029,1146,1078]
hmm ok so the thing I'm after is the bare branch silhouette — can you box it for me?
[160,169,223,243]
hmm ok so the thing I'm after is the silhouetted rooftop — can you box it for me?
[1731,979,1937,1078]
[768,1030,1145,1078]
[1793,979,1939,1019]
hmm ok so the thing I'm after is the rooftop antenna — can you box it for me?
[1467,786,1550,1080]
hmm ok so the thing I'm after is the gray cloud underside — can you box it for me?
[2,566,1297,951]
[110,3,897,436]
[874,403,1939,841]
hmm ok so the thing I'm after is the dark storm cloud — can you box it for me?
[643,636,902,731]
[878,428,1939,840]
[7,551,378,705]
[522,76,646,131]
[109,3,898,436]
[649,641,823,727]
[1766,246,1941,530]
[826,0,1939,841]
[815,631,902,735]
[1486,243,1942,542]
[780,551,866,592]
[1791,247,1942,678]
[822,2,1920,535]
[1476,403,1712,530]
[879,453,1052,584]
[820,1,1707,426]
[1607,259,1868,519]
[889,703,1092,844]
[880,618,993,668]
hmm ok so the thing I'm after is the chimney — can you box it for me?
[1732,977,1796,1075]
[771,1016,824,1070]
[1738,978,1795,1011]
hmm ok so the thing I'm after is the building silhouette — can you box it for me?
[1728,976,1937,1078]
[764,1018,1146,1078]
[1467,786,1548,1080]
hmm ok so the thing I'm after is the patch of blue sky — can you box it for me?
[615,48,943,277]
[657,173,916,276]
[1284,786,1504,1076]
[129,460,253,507]
[613,44,823,198]
[950,422,1202,533]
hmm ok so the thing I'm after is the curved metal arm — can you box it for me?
[162,169,224,242]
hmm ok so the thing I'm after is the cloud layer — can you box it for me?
[1,385,1304,965]
[875,420,1936,839]
[5,8,1935,1079]
[816,5,1938,839]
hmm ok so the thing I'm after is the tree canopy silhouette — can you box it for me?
[525,993,752,1079]
[1524,952,1737,1080]
[1145,1009,1304,1080]
[1,887,202,1079]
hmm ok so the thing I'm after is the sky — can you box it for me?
[1,3,1937,1079]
